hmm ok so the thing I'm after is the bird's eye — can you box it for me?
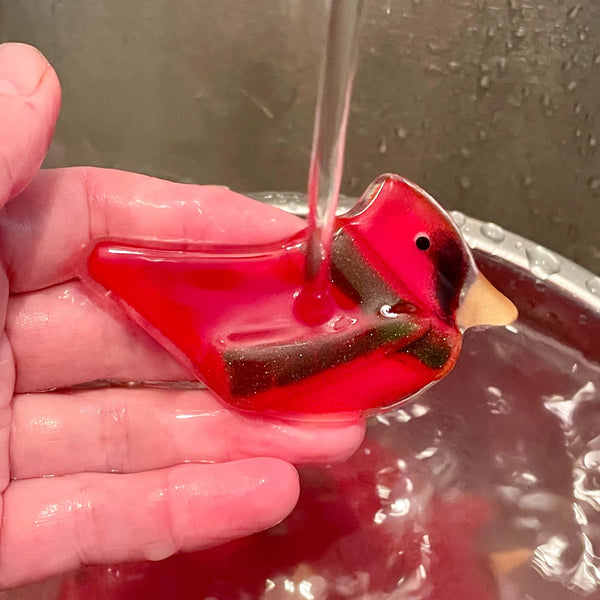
[415,234,431,251]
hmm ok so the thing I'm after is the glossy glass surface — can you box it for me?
[86,177,468,417]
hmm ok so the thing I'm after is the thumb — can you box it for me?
[0,43,61,208]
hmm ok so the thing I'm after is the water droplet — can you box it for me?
[587,177,600,190]
[586,276,600,296]
[331,315,357,332]
[579,313,589,325]
[514,25,526,38]
[394,126,408,139]
[595,53,600,65]
[458,175,471,189]
[450,210,466,227]
[588,134,597,148]
[460,146,471,158]
[521,175,534,187]
[526,246,561,279]
[425,62,444,74]
[480,222,506,242]
[515,240,524,250]
[566,80,578,92]
[427,42,445,53]
[567,4,581,20]
[479,74,491,89]
[378,137,387,154]
[573,101,582,115]
[478,129,488,141]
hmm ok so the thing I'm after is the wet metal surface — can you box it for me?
[0,0,598,273]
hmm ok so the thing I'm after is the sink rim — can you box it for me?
[247,190,600,314]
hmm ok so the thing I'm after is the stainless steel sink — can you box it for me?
[0,0,598,274]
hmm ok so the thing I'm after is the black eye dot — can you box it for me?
[415,235,431,251]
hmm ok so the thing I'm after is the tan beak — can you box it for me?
[456,272,518,330]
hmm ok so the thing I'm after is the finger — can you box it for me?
[0,43,61,207]
[8,280,187,394]
[0,459,299,588]
[10,387,366,478]
[0,167,304,293]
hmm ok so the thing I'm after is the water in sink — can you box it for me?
[39,318,599,600]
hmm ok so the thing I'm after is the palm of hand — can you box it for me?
[0,44,364,589]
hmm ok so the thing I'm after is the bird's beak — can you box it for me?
[456,272,518,330]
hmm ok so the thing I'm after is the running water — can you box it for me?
[294,0,365,325]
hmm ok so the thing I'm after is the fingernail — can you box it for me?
[0,43,49,96]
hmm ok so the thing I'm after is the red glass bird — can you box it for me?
[85,174,517,418]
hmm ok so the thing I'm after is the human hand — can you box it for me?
[0,43,365,588]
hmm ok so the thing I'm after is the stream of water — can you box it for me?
[295,0,364,325]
